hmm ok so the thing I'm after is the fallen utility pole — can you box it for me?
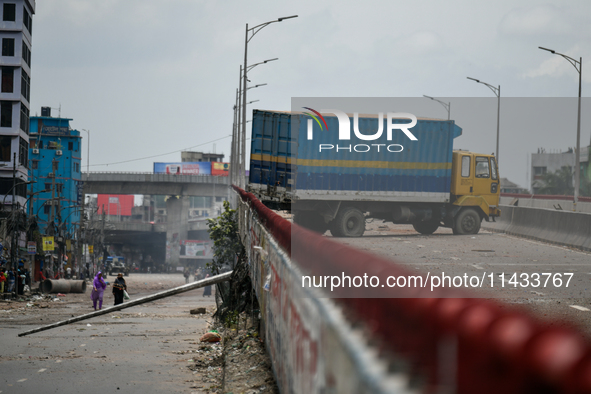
[18,271,233,337]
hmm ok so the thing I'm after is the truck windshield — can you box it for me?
[475,157,490,178]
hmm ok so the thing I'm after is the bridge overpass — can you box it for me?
[81,172,228,266]
[81,172,231,196]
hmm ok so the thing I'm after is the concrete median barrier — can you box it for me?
[483,205,591,251]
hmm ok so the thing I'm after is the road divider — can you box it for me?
[483,205,591,251]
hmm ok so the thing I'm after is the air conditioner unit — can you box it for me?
[32,149,39,154]
[56,150,62,156]
[47,173,54,178]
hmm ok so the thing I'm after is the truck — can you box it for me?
[107,256,129,276]
[247,109,500,237]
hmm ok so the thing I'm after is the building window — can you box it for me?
[0,136,11,161]
[18,137,27,168]
[19,103,28,134]
[21,41,31,68]
[1,67,13,92]
[2,38,14,57]
[44,204,50,215]
[44,182,51,191]
[3,4,15,21]
[21,70,30,102]
[1,101,12,127]
[68,141,73,151]
[56,183,63,193]
[37,139,43,149]
[74,162,79,172]
[533,166,547,176]
[215,196,223,202]
[23,6,32,34]
[0,178,25,197]
[31,160,38,169]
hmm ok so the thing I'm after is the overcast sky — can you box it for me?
[29,0,591,189]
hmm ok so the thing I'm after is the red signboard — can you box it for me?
[97,194,134,216]
[212,162,230,176]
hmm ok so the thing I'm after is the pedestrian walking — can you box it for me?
[183,268,190,284]
[90,271,107,310]
[7,269,15,293]
[203,273,212,297]
[194,267,202,282]
[0,268,6,293]
[112,273,127,306]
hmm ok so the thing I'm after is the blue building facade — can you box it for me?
[29,111,82,235]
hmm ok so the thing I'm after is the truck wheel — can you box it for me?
[454,208,481,235]
[412,220,440,235]
[330,207,365,237]
[293,212,328,234]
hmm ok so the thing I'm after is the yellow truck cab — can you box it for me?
[448,150,501,234]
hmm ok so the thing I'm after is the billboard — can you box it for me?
[180,240,213,258]
[97,194,134,216]
[154,162,211,175]
[212,162,230,176]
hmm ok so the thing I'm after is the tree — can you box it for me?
[537,166,574,195]
[206,201,242,275]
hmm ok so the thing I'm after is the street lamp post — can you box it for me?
[232,71,268,186]
[423,95,451,120]
[539,47,583,211]
[467,77,501,162]
[242,15,297,188]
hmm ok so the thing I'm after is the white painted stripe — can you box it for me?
[17,379,27,382]
[569,305,590,312]
[471,264,484,270]
[37,369,46,373]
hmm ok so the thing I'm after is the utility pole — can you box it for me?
[11,152,17,297]
[100,207,105,273]
[79,193,85,279]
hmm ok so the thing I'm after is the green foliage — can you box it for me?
[206,201,242,275]
[538,166,574,195]
[224,310,240,328]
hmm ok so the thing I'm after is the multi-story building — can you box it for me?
[531,146,590,194]
[181,151,224,163]
[0,0,34,207]
[29,108,82,235]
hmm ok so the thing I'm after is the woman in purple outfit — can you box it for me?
[90,271,107,310]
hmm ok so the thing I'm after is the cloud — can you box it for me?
[395,31,446,56]
[522,44,591,83]
[499,5,571,37]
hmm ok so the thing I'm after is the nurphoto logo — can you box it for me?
[303,108,418,153]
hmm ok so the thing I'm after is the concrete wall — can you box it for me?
[499,196,591,214]
[483,205,591,251]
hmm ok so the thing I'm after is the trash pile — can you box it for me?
[186,330,225,392]
[222,326,278,394]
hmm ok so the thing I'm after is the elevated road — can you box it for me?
[81,172,231,196]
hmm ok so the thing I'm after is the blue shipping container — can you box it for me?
[249,110,462,203]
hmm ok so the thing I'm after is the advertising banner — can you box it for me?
[27,241,36,254]
[42,237,54,252]
[212,162,230,176]
[180,240,213,258]
[96,194,134,216]
[153,162,211,175]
